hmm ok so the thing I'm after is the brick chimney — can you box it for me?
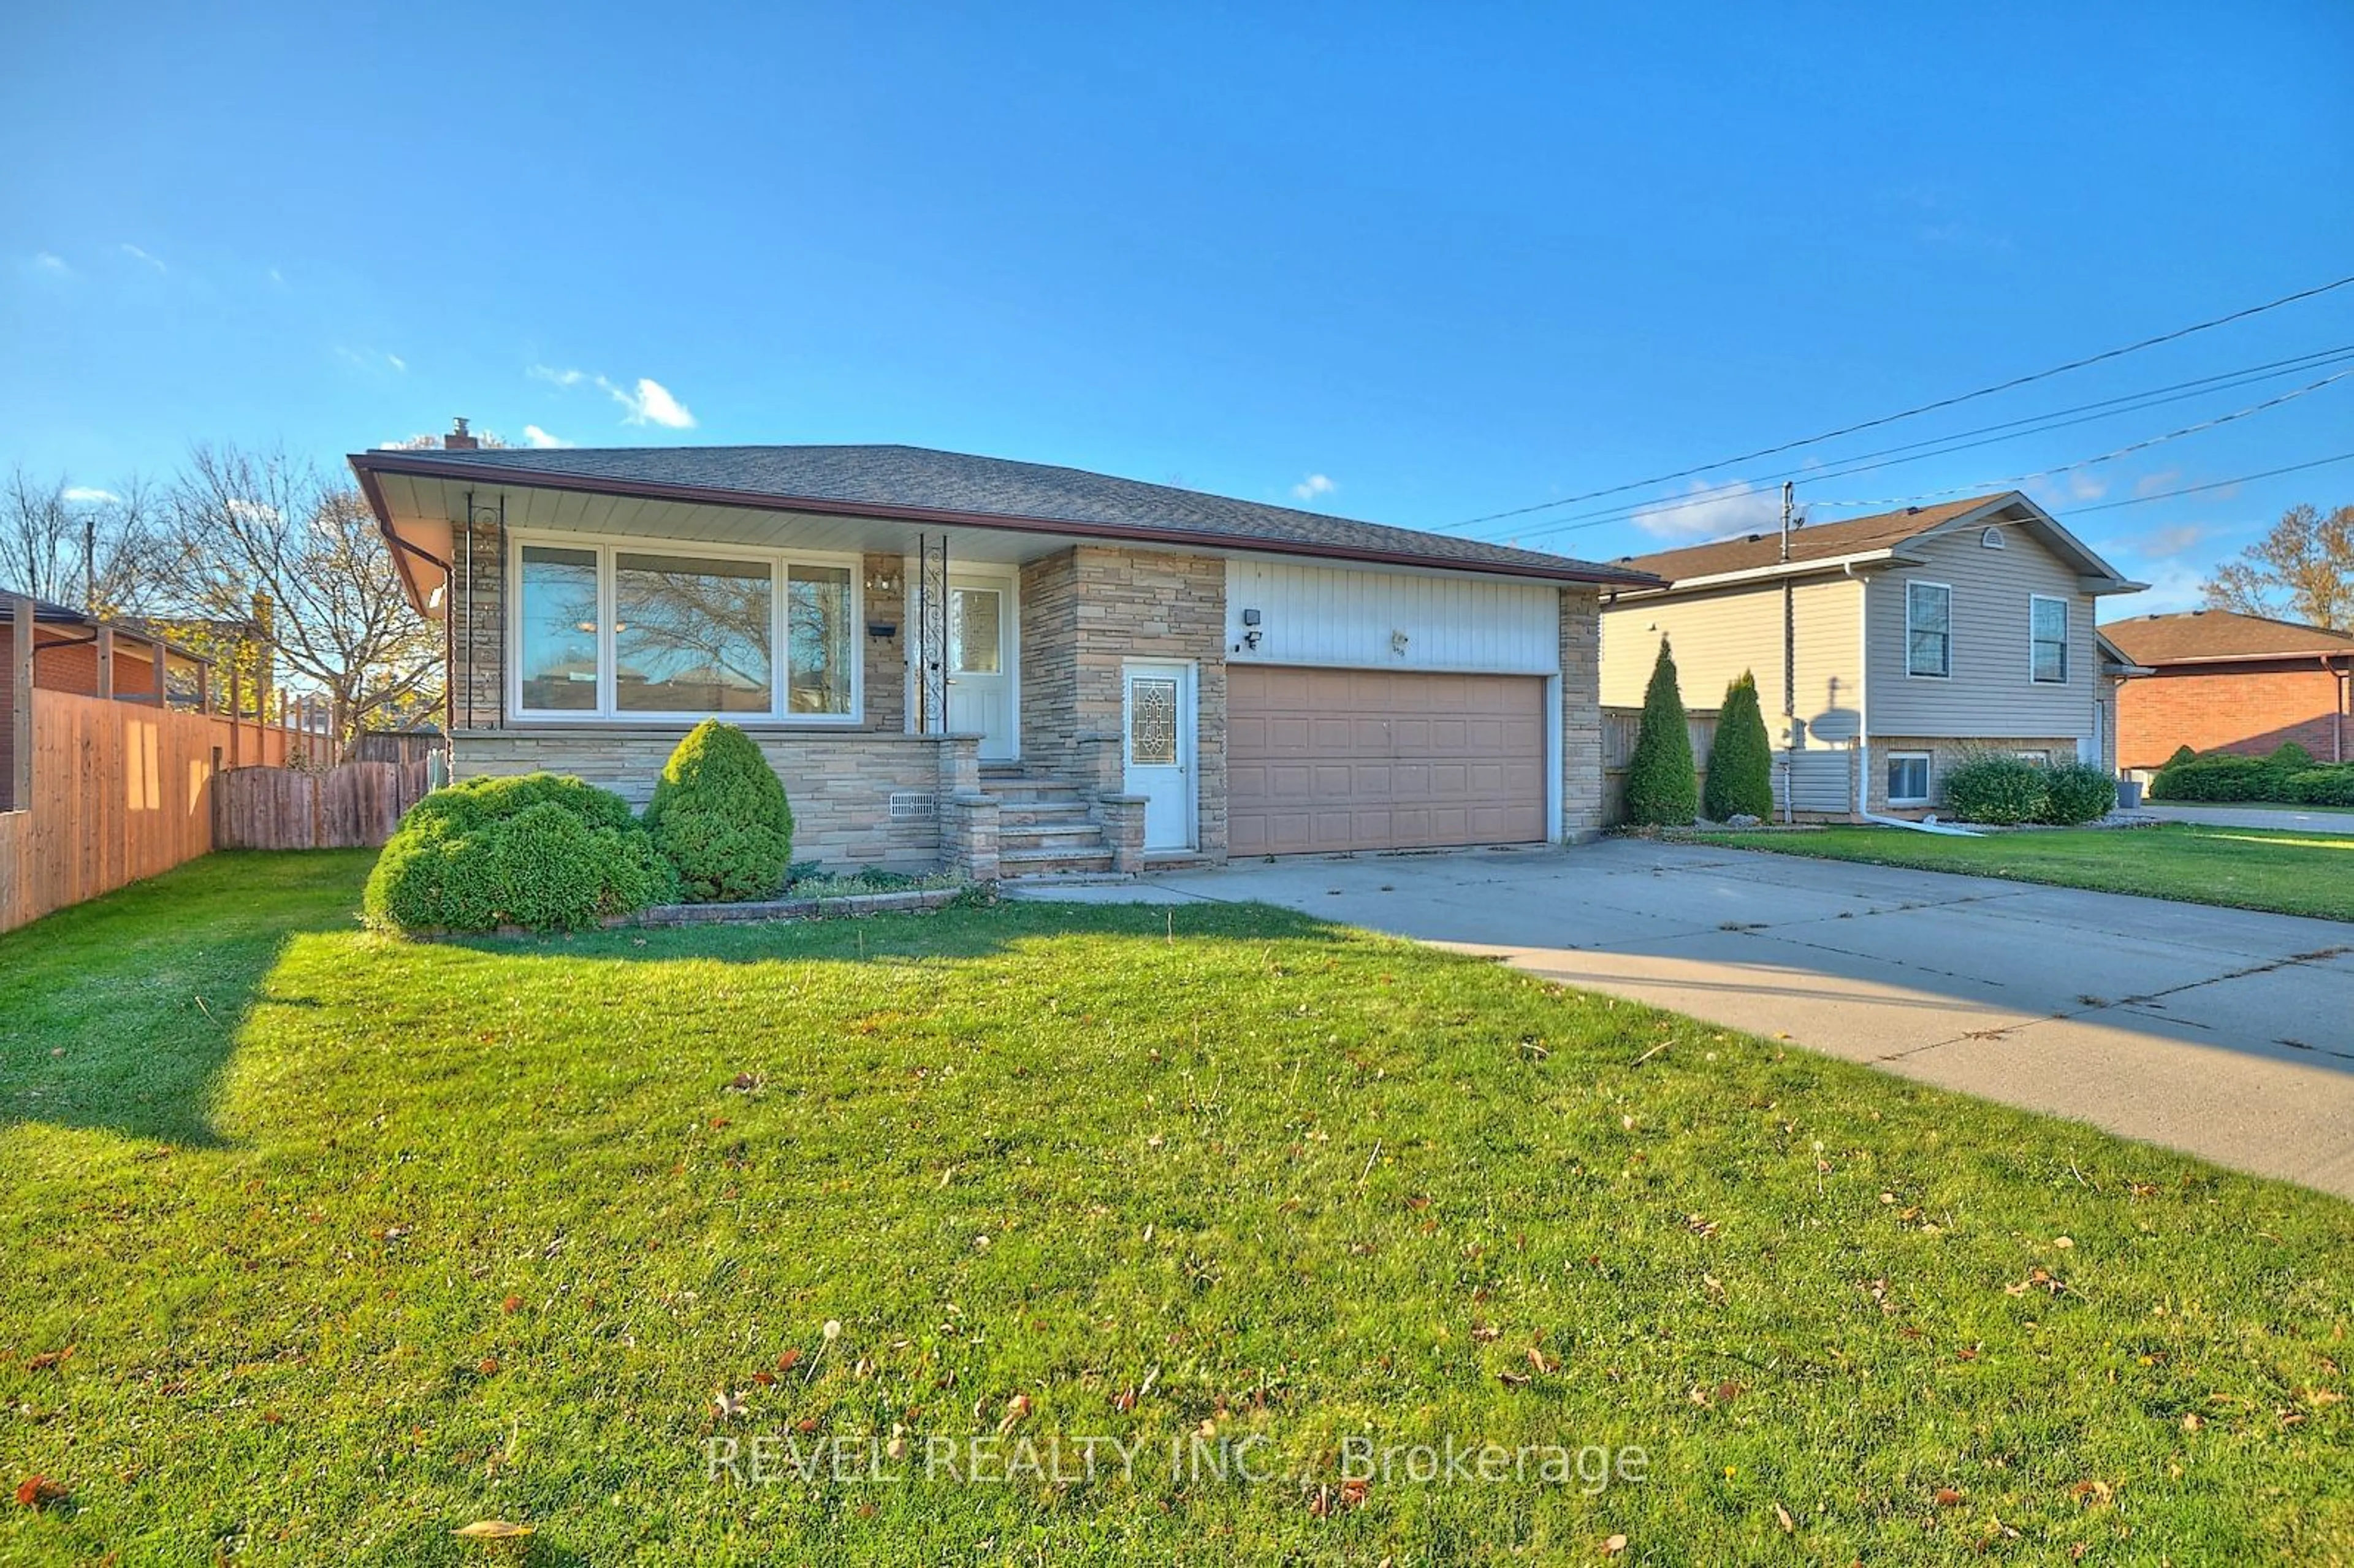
[444,417,480,451]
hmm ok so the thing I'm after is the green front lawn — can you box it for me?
[4,854,2350,1563]
[1685,823,2354,923]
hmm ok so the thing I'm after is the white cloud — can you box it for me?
[1290,473,1336,502]
[531,363,696,428]
[523,425,574,449]
[386,353,406,372]
[2065,471,2108,502]
[2119,556,2211,615]
[120,243,166,273]
[1632,480,1785,539]
[604,375,695,428]
[31,251,69,276]
[2134,522,2209,559]
[2133,467,2182,498]
[63,486,120,504]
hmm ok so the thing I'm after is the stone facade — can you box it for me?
[448,533,1615,870]
[452,727,970,873]
[1021,546,1229,857]
[1558,587,1604,841]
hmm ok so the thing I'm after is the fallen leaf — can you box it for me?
[2181,1412,2204,1432]
[1602,1534,1629,1556]
[1527,1347,1555,1375]
[13,1475,67,1510]
[1935,1487,1964,1507]
[25,1346,74,1372]
[452,1519,533,1540]
[2053,1236,2074,1250]
[752,1372,777,1387]
[501,1295,522,1315]
[776,1347,802,1372]
[998,1393,1032,1434]
[2069,1479,2114,1505]
[714,1390,747,1420]
[478,1357,499,1376]
[1773,1501,1795,1533]
[1497,1370,1531,1388]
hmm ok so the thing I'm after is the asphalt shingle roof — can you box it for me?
[1613,495,2011,585]
[352,443,1655,585]
[2101,609,2354,665]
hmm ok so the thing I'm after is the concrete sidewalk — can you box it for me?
[2140,803,2354,835]
[1008,840,2354,1198]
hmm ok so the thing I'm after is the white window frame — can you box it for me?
[508,529,864,725]
[1905,580,1953,680]
[1886,750,1933,807]
[2028,593,2070,685]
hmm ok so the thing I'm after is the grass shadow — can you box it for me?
[0,849,378,1147]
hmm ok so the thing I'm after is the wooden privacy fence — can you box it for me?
[0,689,328,933]
[1601,706,1719,824]
[215,759,432,850]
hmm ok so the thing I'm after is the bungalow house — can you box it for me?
[351,433,1656,878]
[1596,492,2144,817]
[2104,608,2354,769]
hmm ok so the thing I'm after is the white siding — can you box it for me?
[1865,524,2101,739]
[1224,560,1560,674]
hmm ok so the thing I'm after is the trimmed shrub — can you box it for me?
[2149,753,2287,802]
[2165,744,2198,769]
[1702,671,1775,822]
[2269,741,2317,772]
[2290,766,2354,806]
[1943,752,2050,826]
[644,720,796,902]
[364,772,676,933]
[2038,763,2117,825]
[1623,637,1699,827]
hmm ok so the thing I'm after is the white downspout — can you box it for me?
[1847,561,1869,818]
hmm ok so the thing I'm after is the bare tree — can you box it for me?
[1,467,165,613]
[2203,502,2353,631]
[165,443,442,759]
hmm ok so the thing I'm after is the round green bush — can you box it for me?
[644,720,795,902]
[2165,744,2197,769]
[1702,671,1776,822]
[1942,752,2050,825]
[2289,766,2354,806]
[2269,741,2317,772]
[2037,762,2117,825]
[364,772,676,933]
[1623,637,1699,827]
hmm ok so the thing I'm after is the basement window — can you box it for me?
[1887,752,1932,806]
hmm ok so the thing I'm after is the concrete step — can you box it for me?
[981,784,1091,807]
[998,824,1110,853]
[997,801,1095,828]
[998,847,1116,876]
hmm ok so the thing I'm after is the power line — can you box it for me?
[2030,451,2354,516]
[1495,344,2354,542]
[1447,270,2354,531]
[1506,363,2353,546]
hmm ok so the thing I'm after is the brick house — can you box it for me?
[2104,609,2354,769]
[351,434,1655,878]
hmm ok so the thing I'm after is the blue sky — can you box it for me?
[4,4,2350,617]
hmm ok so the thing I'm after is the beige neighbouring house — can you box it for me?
[354,432,1656,878]
[1598,492,2145,818]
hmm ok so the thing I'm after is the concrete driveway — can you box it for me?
[1011,841,2354,1198]
[2140,803,2354,835]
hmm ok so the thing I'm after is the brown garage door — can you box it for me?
[1227,666,1549,855]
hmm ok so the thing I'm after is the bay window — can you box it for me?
[512,539,858,721]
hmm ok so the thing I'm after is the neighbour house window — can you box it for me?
[1905,582,1952,678]
[2030,595,2069,683]
[1887,752,1932,805]
[512,539,858,721]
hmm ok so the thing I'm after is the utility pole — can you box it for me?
[83,512,96,613]
[1780,482,1796,823]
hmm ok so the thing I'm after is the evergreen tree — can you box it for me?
[1702,671,1776,821]
[1624,637,1699,826]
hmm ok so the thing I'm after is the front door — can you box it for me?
[1122,661,1195,851]
[946,576,1015,761]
